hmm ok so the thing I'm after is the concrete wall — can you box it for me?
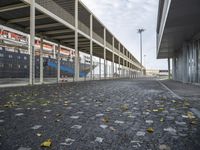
[172,39,200,83]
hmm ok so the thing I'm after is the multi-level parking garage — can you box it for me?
[0,0,143,85]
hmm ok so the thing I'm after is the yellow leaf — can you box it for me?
[153,109,158,112]
[187,112,195,119]
[147,127,154,133]
[190,120,197,125]
[158,108,164,112]
[160,118,164,122]
[41,139,52,147]
[120,104,129,111]
[172,100,176,103]
[101,116,109,123]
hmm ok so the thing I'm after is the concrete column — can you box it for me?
[182,43,188,83]
[57,44,60,83]
[112,37,115,78]
[40,36,43,84]
[74,0,79,81]
[172,57,176,80]
[99,57,101,80]
[122,59,125,77]
[104,28,106,79]
[168,57,170,79]
[29,0,35,85]
[90,14,93,80]
[53,45,56,58]
[112,53,114,78]
[118,57,121,77]
[118,43,120,78]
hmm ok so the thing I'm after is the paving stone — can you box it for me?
[71,125,82,129]
[70,116,79,119]
[15,113,24,116]
[17,147,32,150]
[136,131,145,136]
[95,137,103,143]
[0,79,200,149]
[114,120,124,124]
[31,125,42,130]
[100,124,108,129]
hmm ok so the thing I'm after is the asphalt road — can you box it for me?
[0,79,200,150]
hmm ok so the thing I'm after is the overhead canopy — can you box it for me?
[157,0,200,58]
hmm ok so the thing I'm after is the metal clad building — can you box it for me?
[157,0,200,83]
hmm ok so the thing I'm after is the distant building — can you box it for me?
[146,69,170,77]
[157,0,200,83]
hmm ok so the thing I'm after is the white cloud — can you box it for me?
[80,0,167,69]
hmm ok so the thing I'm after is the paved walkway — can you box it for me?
[0,79,200,150]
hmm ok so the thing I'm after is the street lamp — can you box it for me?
[137,28,145,71]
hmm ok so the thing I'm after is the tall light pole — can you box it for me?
[137,28,145,72]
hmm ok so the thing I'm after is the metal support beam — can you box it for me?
[29,0,35,85]
[8,14,47,23]
[0,3,28,13]
[40,36,44,84]
[74,0,79,81]
[57,44,61,83]
[90,14,93,80]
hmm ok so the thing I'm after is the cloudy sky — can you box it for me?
[80,0,167,69]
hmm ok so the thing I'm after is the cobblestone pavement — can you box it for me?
[0,79,200,150]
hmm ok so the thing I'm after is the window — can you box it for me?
[8,54,13,58]
[9,64,13,68]
[0,63,4,68]
[24,56,27,60]
[0,53,4,57]
[18,65,21,69]
[17,56,21,59]
[24,65,27,69]
[0,47,2,50]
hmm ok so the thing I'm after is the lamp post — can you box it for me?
[137,28,145,73]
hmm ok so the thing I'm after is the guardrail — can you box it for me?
[78,21,90,36]
[93,32,104,44]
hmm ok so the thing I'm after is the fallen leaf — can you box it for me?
[101,116,109,123]
[187,112,195,119]
[158,108,164,112]
[190,120,198,125]
[153,109,158,112]
[120,104,129,111]
[109,126,116,131]
[41,139,52,147]
[160,118,164,122]
[147,127,154,133]
[172,100,176,103]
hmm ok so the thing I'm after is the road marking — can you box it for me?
[157,80,182,100]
